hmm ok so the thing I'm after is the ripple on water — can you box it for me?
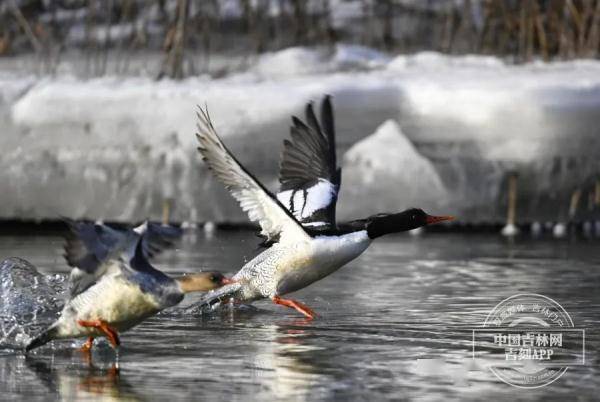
[0,233,599,401]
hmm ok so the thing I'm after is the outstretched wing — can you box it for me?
[63,220,124,273]
[139,222,183,259]
[63,220,127,296]
[277,95,341,230]
[195,106,310,245]
[64,220,182,296]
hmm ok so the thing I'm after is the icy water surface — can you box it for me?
[0,229,599,401]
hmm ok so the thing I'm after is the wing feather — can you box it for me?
[277,96,341,229]
[63,220,122,274]
[64,220,180,297]
[141,222,183,258]
[195,106,310,244]
[63,220,125,296]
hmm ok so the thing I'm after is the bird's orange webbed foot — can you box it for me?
[272,296,317,319]
[77,320,121,349]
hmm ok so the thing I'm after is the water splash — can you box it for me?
[0,258,66,350]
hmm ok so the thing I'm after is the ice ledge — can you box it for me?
[341,120,448,215]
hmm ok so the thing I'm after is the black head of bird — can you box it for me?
[365,208,454,239]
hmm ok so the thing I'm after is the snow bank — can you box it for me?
[251,44,390,79]
[4,48,600,223]
[0,73,36,104]
[252,47,330,78]
[387,51,506,71]
[11,75,311,149]
[5,73,328,222]
[332,44,391,70]
[340,120,448,216]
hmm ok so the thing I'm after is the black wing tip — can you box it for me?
[320,94,336,167]
[279,94,338,183]
[320,95,334,127]
[291,115,304,128]
[305,101,316,116]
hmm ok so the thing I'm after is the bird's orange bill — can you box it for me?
[425,215,455,225]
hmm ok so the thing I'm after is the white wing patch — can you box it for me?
[302,180,336,216]
[277,179,337,222]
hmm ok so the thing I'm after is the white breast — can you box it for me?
[275,230,371,296]
[311,231,371,271]
[55,273,162,338]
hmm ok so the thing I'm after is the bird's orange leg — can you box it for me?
[79,337,94,366]
[77,320,121,349]
[272,296,317,319]
[80,336,94,353]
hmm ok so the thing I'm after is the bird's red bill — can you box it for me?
[221,277,236,285]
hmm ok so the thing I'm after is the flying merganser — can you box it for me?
[64,220,182,297]
[26,230,230,352]
[194,96,454,319]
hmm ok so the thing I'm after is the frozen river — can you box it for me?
[0,229,598,401]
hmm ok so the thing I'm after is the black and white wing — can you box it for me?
[277,95,341,230]
[195,106,310,245]
[63,220,126,296]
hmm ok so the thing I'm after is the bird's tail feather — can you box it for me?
[25,325,58,352]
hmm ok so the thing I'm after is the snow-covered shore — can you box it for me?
[2,46,600,224]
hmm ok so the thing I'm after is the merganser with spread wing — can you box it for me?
[195,96,453,319]
[26,224,230,352]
